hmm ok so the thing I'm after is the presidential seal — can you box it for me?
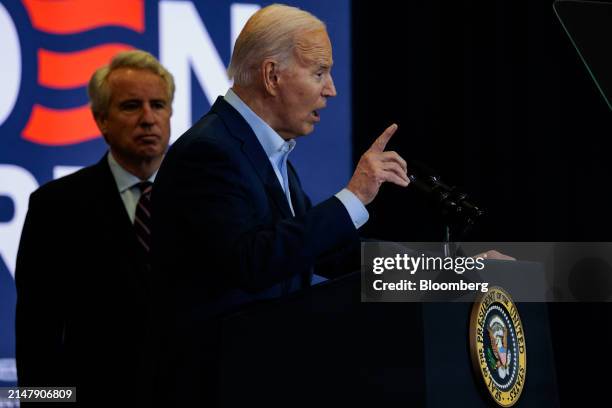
[469,286,526,407]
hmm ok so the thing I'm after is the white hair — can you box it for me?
[88,49,175,118]
[227,3,326,86]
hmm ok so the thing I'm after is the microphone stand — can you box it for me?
[409,174,485,257]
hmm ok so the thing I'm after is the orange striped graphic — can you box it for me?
[22,105,101,145]
[22,0,144,34]
[38,44,133,89]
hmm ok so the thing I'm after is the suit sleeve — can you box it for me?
[290,165,361,279]
[15,192,68,387]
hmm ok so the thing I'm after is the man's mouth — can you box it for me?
[137,134,159,143]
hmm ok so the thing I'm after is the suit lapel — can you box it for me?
[287,161,307,217]
[211,97,293,218]
[287,161,313,287]
[91,156,146,263]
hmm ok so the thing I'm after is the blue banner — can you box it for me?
[0,0,351,388]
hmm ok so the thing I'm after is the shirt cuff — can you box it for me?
[335,188,369,229]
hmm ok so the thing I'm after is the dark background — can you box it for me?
[352,0,611,405]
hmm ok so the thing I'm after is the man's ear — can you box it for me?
[262,59,280,96]
[93,112,108,138]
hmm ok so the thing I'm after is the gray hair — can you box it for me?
[227,4,326,87]
[88,49,175,118]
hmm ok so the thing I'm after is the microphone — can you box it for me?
[407,161,485,225]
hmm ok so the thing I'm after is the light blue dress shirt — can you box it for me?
[224,89,369,229]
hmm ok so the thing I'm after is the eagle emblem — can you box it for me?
[487,315,511,379]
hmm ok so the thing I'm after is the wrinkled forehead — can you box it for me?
[293,29,333,67]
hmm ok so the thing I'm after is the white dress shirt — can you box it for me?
[107,152,157,223]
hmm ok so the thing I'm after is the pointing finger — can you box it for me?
[370,123,398,153]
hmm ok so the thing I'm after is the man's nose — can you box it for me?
[324,75,337,98]
[140,103,155,126]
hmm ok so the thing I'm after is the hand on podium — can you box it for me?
[474,250,516,261]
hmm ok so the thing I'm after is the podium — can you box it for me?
[217,265,559,407]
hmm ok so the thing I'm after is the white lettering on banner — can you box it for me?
[231,3,260,54]
[0,3,21,127]
[0,165,38,278]
[159,1,259,142]
[53,166,83,180]
[160,1,229,142]
[0,358,17,382]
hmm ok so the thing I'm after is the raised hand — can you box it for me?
[347,123,410,205]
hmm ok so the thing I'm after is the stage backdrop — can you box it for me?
[0,0,351,387]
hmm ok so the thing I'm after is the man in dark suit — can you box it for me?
[15,50,173,405]
[151,4,410,405]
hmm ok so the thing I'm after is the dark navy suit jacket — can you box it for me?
[15,157,153,406]
[151,97,360,406]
